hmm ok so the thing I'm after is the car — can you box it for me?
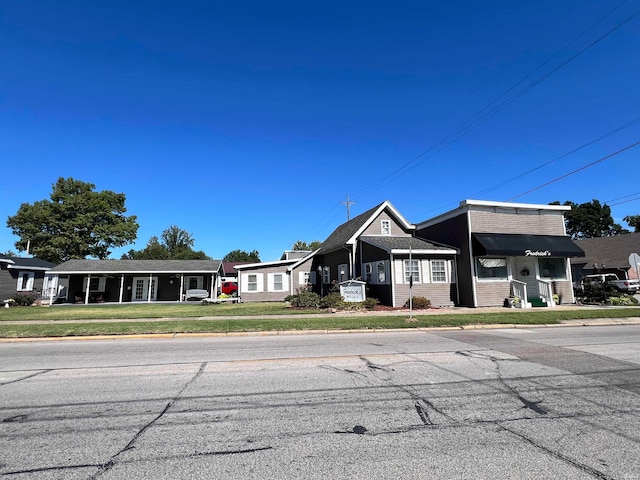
[220,281,238,296]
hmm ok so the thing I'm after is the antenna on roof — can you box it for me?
[341,195,356,221]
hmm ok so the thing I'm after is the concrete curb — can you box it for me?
[1,318,639,342]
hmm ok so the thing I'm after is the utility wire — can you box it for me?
[353,2,638,203]
[508,139,640,201]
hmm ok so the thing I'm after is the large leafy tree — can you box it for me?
[6,177,139,263]
[292,240,322,251]
[623,215,640,232]
[551,199,628,239]
[223,249,260,262]
[122,225,209,260]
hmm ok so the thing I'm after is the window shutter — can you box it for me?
[394,260,403,284]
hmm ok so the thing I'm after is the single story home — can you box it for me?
[46,259,222,304]
[0,255,57,304]
[235,251,316,302]
[571,233,640,284]
[415,200,585,307]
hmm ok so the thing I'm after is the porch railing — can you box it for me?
[510,280,528,309]
[538,279,556,307]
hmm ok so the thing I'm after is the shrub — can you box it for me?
[319,292,345,309]
[404,296,431,309]
[608,295,638,306]
[12,292,38,306]
[362,297,380,309]
[286,288,321,308]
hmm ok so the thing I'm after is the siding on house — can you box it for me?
[361,211,413,238]
[469,208,567,235]
[415,213,473,306]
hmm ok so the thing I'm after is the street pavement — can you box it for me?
[1,325,639,479]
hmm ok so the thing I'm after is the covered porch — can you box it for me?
[46,259,222,305]
[472,233,585,308]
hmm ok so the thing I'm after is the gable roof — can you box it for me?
[360,236,458,254]
[573,233,640,269]
[48,259,222,274]
[0,255,56,270]
[320,201,414,254]
[222,261,251,275]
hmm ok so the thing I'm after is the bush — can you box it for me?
[608,295,638,306]
[319,292,345,309]
[12,292,38,306]
[286,288,321,308]
[362,297,380,309]
[404,296,431,309]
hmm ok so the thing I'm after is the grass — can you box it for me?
[0,303,638,338]
[0,302,318,321]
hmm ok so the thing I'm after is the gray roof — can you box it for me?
[0,255,56,270]
[360,236,458,253]
[48,259,222,274]
[320,202,388,253]
[573,233,640,269]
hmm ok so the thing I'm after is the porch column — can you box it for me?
[48,275,56,305]
[211,274,215,299]
[179,274,184,302]
[147,273,152,302]
[118,274,124,304]
[84,275,91,305]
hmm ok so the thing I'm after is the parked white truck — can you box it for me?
[582,274,640,293]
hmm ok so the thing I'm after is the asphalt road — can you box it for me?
[1,325,639,479]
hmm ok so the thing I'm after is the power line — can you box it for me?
[508,140,640,201]
[353,3,640,203]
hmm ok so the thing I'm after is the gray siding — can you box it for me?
[361,211,412,237]
[0,269,47,301]
[416,213,473,306]
[239,265,294,302]
[469,209,566,235]
[475,282,511,307]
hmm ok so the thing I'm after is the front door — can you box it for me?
[513,257,538,298]
[132,276,157,301]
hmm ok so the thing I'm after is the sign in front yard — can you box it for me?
[339,280,366,302]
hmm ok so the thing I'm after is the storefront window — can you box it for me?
[538,258,566,279]
[476,257,508,280]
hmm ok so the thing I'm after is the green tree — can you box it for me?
[122,226,208,260]
[292,240,322,251]
[551,200,628,239]
[223,249,260,262]
[623,215,640,232]
[6,177,138,263]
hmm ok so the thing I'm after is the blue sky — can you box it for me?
[2,1,640,261]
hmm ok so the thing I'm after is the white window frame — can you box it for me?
[403,260,420,284]
[17,271,35,291]
[299,271,311,285]
[364,263,373,283]
[268,272,288,292]
[475,257,509,281]
[381,220,391,235]
[377,261,386,284]
[537,257,567,280]
[241,273,264,293]
[430,260,448,283]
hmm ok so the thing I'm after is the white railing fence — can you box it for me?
[510,280,528,309]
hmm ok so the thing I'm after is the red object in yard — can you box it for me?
[221,281,238,295]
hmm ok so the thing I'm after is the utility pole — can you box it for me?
[341,195,356,221]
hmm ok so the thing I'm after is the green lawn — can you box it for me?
[0,302,318,321]
[0,303,638,338]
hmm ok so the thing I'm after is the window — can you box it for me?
[17,272,34,291]
[338,264,348,282]
[381,220,391,235]
[377,261,386,283]
[82,276,106,292]
[300,271,310,285]
[322,266,330,284]
[186,276,203,290]
[403,260,420,284]
[273,274,283,291]
[538,258,566,279]
[364,264,373,282]
[476,257,508,280]
[431,260,447,283]
[247,274,258,291]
